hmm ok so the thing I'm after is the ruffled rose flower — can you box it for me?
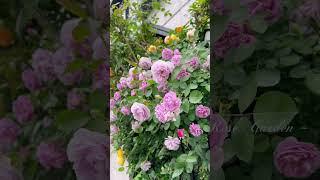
[131,90,136,96]
[0,118,21,145]
[110,99,116,109]
[113,91,121,102]
[120,106,131,116]
[164,136,180,151]
[196,105,210,118]
[214,22,255,58]
[151,60,174,84]
[189,123,203,137]
[163,91,181,112]
[32,48,55,82]
[110,125,119,135]
[155,104,177,123]
[12,95,34,124]
[139,57,152,70]
[139,81,148,91]
[187,57,200,69]
[245,0,281,22]
[22,69,42,92]
[140,161,151,172]
[176,69,190,80]
[131,103,150,122]
[171,55,181,66]
[119,77,127,88]
[67,129,108,180]
[174,49,181,56]
[161,48,174,60]
[36,142,67,170]
[274,137,320,178]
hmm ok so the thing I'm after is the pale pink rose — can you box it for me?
[110,111,117,122]
[131,103,150,122]
[32,48,55,82]
[174,49,181,56]
[162,48,174,60]
[119,77,127,88]
[140,161,151,172]
[202,55,210,70]
[110,125,119,135]
[131,90,136,96]
[155,104,176,123]
[151,60,174,84]
[131,121,141,132]
[196,105,210,118]
[36,141,67,170]
[164,136,180,151]
[189,123,203,137]
[110,99,116,109]
[187,57,200,69]
[139,81,148,91]
[163,91,181,112]
[22,69,42,92]
[113,91,121,102]
[171,55,181,66]
[139,57,152,70]
[176,69,191,80]
[120,106,131,115]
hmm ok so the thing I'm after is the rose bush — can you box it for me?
[0,1,108,179]
[111,26,210,179]
[212,0,320,179]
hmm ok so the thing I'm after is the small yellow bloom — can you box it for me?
[117,149,124,157]
[164,36,172,44]
[170,34,179,41]
[147,45,157,53]
[117,157,125,166]
[155,38,162,45]
[175,26,183,33]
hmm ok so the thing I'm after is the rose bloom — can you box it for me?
[177,129,184,139]
[155,103,178,123]
[163,91,181,112]
[147,45,157,53]
[131,103,150,122]
[187,29,196,41]
[245,0,281,22]
[120,106,131,116]
[202,55,210,70]
[176,69,191,80]
[187,57,200,69]
[32,48,55,82]
[151,60,174,84]
[0,118,21,145]
[22,69,42,92]
[164,136,180,151]
[110,125,119,135]
[139,81,148,91]
[140,161,151,172]
[161,48,174,60]
[139,57,152,70]
[274,137,320,178]
[12,95,34,124]
[171,55,181,66]
[110,99,116,109]
[189,123,203,137]
[164,36,172,44]
[36,142,67,170]
[67,128,108,180]
[196,105,210,118]
[119,77,127,88]
[113,91,121,102]
[0,156,23,180]
[174,49,181,56]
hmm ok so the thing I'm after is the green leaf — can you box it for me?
[174,116,181,127]
[279,54,300,66]
[172,168,184,178]
[189,90,203,104]
[289,64,310,78]
[249,15,268,33]
[186,155,197,163]
[89,91,107,112]
[224,66,247,86]
[254,91,298,132]
[72,20,90,42]
[256,69,280,87]
[238,78,257,112]
[164,123,170,130]
[182,99,190,113]
[223,139,236,163]
[225,43,255,63]
[202,125,210,132]
[85,112,106,133]
[66,58,87,73]
[254,135,270,152]
[55,110,90,133]
[189,83,198,89]
[305,73,320,95]
[232,118,254,163]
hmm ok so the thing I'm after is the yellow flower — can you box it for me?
[148,45,157,53]
[147,46,156,54]
[117,157,125,166]
[175,26,183,33]
[117,149,124,157]
[164,36,172,44]
[170,34,179,42]
[155,38,162,45]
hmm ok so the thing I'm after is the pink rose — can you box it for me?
[36,142,67,170]
[139,57,152,70]
[110,99,116,109]
[177,129,184,139]
[161,48,174,60]
[189,123,203,137]
[131,103,150,122]
[22,69,42,92]
[187,57,200,69]
[151,60,174,84]
[196,105,210,118]
[113,91,121,102]
[176,69,190,80]
[174,49,181,56]
[131,90,136,96]
[120,106,131,115]
[274,137,320,178]
[171,55,181,66]
[163,91,181,112]
[164,136,180,151]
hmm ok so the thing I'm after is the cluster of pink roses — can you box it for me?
[155,91,181,123]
